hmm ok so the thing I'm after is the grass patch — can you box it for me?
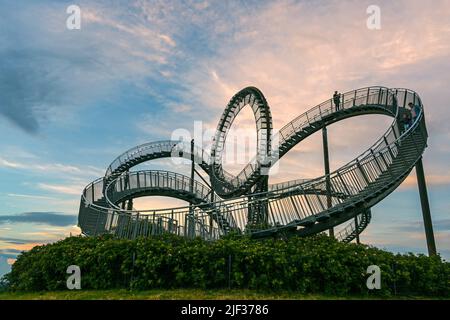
[0,289,447,300]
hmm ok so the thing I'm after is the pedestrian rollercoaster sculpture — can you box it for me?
[78,86,436,249]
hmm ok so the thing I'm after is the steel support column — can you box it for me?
[188,139,196,238]
[322,127,333,237]
[354,216,360,244]
[210,191,214,237]
[415,157,437,256]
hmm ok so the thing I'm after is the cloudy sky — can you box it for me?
[1,0,449,276]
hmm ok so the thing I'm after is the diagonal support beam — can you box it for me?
[415,157,437,256]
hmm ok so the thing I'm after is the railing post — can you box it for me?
[370,149,384,174]
[136,172,140,188]
[290,196,301,217]
[383,136,396,160]
[415,157,437,256]
[379,151,395,178]
[299,186,314,216]
[145,215,150,237]
[93,211,101,236]
[337,172,351,195]
[356,159,370,185]
[133,212,140,239]
[108,211,115,232]
[152,211,156,235]
[392,125,398,140]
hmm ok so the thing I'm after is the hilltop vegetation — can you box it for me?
[2,234,449,297]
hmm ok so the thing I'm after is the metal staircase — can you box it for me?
[336,210,372,243]
[78,87,429,244]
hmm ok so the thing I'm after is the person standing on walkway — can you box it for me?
[408,102,421,125]
[333,91,341,111]
[400,108,412,132]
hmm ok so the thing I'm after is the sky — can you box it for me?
[0,0,449,277]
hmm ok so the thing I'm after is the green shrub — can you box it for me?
[4,234,450,297]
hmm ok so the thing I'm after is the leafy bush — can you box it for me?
[0,276,10,292]
[4,234,450,297]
